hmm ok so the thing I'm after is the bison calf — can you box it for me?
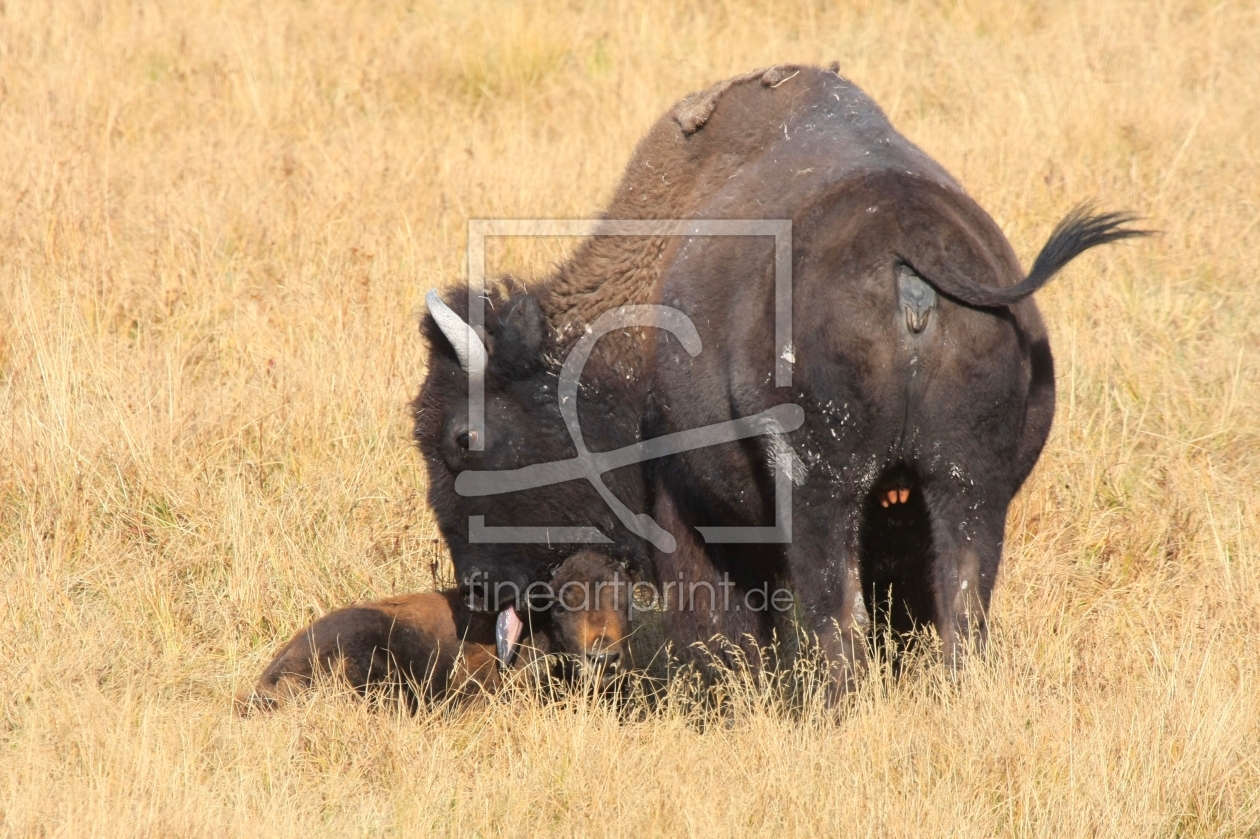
[234,550,632,714]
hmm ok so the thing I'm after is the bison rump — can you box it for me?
[652,163,1144,685]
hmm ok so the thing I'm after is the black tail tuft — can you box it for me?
[899,204,1152,308]
[1025,204,1152,291]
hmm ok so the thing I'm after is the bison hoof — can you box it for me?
[879,488,911,508]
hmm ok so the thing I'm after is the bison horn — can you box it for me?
[495,605,523,669]
[426,289,488,375]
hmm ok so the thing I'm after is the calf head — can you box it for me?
[502,550,635,691]
[549,550,634,686]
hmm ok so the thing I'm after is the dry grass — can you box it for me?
[2,0,1258,835]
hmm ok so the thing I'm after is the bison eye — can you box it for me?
[456,430,479,450]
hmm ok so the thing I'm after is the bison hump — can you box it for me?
[670,64,827,135]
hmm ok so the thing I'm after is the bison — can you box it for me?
[415,65,1145,691]
[234,550,633,714]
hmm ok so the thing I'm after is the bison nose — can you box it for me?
[459,566,531,612]
[584,651,621,671]
[461,579,490,610]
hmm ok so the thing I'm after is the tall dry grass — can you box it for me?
[1,0,1258,835]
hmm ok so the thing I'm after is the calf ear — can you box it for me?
[494,294,547,377]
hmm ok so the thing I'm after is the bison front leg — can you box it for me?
[787,498,869,699]
[922,487,1006,673]
[653,485,773,670]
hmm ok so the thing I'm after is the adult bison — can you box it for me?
[414,65,1144,687]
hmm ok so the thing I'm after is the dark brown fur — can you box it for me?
[234,551,633,714]
[643,72,1145,686]
[414,66,1145,691]
[413,67,831,597]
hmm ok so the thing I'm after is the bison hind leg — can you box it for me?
[335,647,429,713]
[915,472,1008,673]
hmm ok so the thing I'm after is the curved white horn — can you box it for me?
[426,289,488,375]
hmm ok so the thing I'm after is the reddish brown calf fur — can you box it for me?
[234,550,631,714]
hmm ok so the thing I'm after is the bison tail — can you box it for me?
[1022,205,1151,297]
[900,205,1150,308]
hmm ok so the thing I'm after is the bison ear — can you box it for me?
[494,294,547,377]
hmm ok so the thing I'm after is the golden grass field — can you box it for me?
[2,0,1258,835]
